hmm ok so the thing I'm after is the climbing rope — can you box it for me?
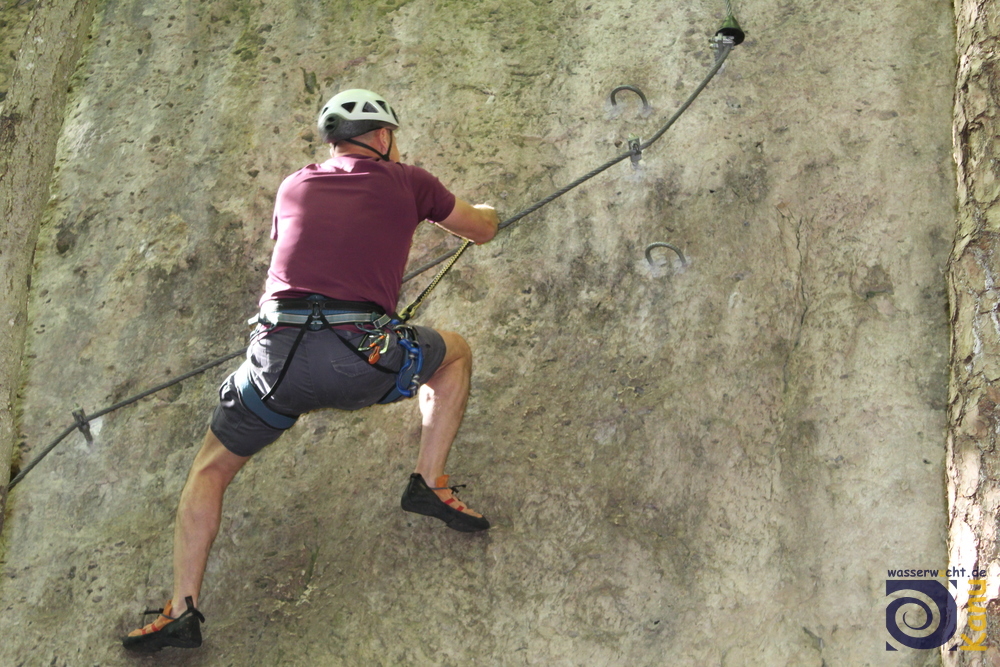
[8,351,243,489]
[8,12,743,491]
[398,30,740,321]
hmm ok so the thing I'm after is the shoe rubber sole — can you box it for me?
[402,495,490,532]
[122,633,201,653]
[122,605,203,653]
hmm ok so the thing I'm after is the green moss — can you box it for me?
[0,0,33,95]
[325,0,413,25]
[233,27,265,62]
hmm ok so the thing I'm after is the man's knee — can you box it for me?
[439,330,472,366]
[188,429,249,485]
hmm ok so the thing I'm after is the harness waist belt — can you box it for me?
[267,297,384,312]
[251,297,393,329]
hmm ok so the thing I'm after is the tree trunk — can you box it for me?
[947,0,1000,663]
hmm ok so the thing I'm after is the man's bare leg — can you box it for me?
[409,330,487,522]
[168,428,249,616]
[414,330,471,485]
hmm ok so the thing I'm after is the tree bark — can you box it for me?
[0,0,96,535]
[947,0,1000,662]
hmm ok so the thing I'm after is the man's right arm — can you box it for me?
[435,199,499,245]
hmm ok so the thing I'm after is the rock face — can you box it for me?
[0,0,96,538]
[0,0,956,665]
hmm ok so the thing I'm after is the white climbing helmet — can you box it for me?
[318,89,400,143]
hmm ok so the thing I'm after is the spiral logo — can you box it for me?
[885,580,957,650]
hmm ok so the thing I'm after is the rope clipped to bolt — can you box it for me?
[398,23,742,321]
[8,14,743,491]
[8,351,243,489]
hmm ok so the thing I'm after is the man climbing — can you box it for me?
[122,88,499,652]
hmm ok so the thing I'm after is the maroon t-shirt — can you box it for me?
[262,155,456,315]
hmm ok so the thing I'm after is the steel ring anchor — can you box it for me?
[609,85,652,112]
[610,86,650,168]
[645,242,687,269]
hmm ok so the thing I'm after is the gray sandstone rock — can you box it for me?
[0,0,962,665]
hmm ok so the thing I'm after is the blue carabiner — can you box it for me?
[395,337,424,398]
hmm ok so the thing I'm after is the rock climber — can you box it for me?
[122,88,499,652]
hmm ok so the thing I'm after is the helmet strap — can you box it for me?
[341,131,393,161]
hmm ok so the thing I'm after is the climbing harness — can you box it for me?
[9,6,743,490]
[251,296,394,330]
[236,294,426,429]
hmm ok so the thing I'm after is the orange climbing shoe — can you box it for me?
[401,473,491,532]
[121,596,205,652]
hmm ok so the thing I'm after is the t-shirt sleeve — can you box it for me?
[407,165,456,223]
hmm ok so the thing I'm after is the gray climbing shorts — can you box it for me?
[210,325,447,457]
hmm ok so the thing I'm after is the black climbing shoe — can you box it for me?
[401,473,491,532]
[122,595,205,652]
